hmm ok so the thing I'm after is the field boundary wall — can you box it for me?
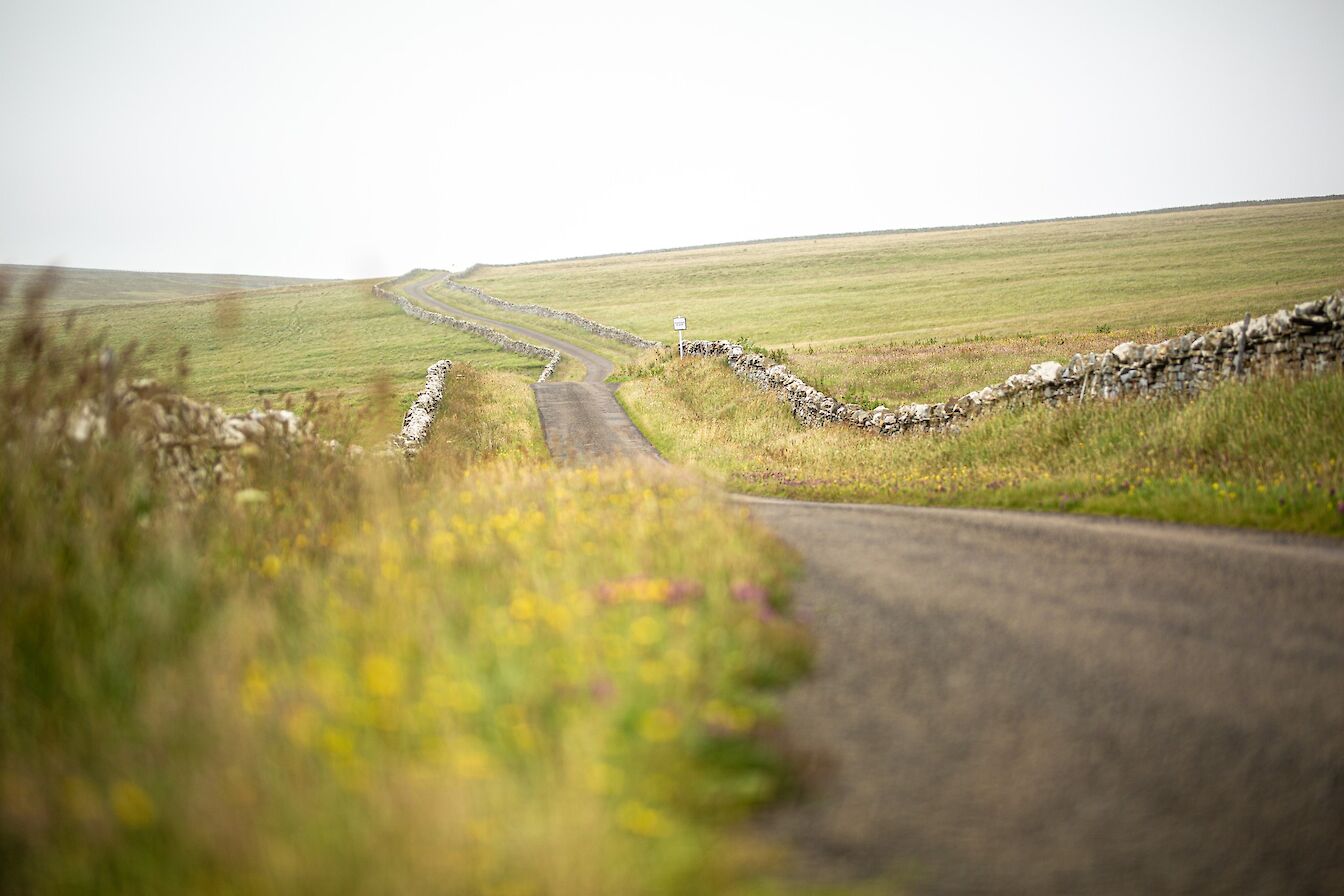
[439,277,660,349]
[683,291,1344,436]
[373,277,561,382]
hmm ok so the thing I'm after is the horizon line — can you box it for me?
[462,193,1344,274]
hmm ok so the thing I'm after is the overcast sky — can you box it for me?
[2,0,1341,279]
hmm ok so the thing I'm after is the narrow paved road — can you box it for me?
[406,278,1344,893]
[404,273,660,464]
[747,497,1344,894]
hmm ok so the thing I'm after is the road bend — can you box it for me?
[403,273,660,465]
[404,276,1344,893]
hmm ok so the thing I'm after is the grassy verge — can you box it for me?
[619,356,1344,536]
[1,311,813,893]
[462,199,1344,406]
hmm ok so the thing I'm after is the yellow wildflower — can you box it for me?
[260,554,282,579]
[540,602,572,633]
[630,615,663,647]
[702,699,756,733]
[617,800,668,837]
[361,654,403,699]
[509,592,537,622]
[240,662,271,714]
[452,744,495,780]
[321,727,355,761]
[639,707,681,743]
[446,680,484,714]
[430,530,457,563]
[637,660,666,685]
[586,762,622,794]
[109,780,156,828]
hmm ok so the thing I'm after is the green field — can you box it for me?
[0,264,320,311]
[422,279,649,371]
[384,270,594,383]
[3,278,547,443]
[463,199,1344,405]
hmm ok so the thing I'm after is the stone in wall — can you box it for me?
[683,289,1344,438]
[391,359,451,457]
[46,378,342,497]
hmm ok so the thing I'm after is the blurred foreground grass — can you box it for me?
[620,354,1344,535]
[0,298,814,893]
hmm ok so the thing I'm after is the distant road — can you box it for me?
[403,274,660,464]
[404,274,1344,893]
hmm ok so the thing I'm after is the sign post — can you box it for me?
[672,316,687,357]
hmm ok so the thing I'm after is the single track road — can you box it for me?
[405,276,1344,893]
[403,273,660,464]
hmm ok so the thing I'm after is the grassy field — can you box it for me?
[382,270,589,384]
[1,290,827,894]
[0,278,548,444]
[463,199,1344,406]
[0,264,320,312]
[424,278,649,372]
[619,357,1344,535]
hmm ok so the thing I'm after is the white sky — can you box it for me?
[2,0,1341,279]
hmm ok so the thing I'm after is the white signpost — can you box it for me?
[672,316,687,357]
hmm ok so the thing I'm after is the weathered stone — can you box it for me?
[1112,342,1141,364]
[1030,361,1065,384]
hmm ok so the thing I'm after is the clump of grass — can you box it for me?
[0,286,810,893]
[733,337,789,366]
[620,357,1344,535]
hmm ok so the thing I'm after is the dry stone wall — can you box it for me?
[391,360,451,457]
[683,290,1344,437]
[50,378,339,496]
[373,280,561,382]
[440,277,660,349]
[54,355,459,492]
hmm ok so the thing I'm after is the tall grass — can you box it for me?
[619,356,1344,535]
[0,288,811,893]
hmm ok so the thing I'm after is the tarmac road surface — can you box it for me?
[744,496,1344,894]
[403,273,1344,893]
[405,274,660,464]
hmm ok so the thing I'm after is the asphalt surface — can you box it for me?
[406,274,660,465]
[404,280,1344,893]
[746,497,1344,894]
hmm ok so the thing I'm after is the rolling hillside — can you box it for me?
[0,264,322,311]
[461,197,1344,406]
